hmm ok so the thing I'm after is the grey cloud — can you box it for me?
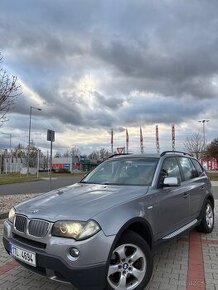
[118,95,214,126]
[85,109,115,128]
[92,39,218,99]
[93,91,126,109]
[107,127,125,135]
[114,127,125,133]
[2,0,218,103]
[1,0,218,152]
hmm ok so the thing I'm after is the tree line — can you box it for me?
[0,52,20,125]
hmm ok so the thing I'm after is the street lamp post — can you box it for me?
[27,106,42,175]
[198,119,210,150]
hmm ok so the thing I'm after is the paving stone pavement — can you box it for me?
[0,202,217,290]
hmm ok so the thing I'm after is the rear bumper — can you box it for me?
[3,236,107,290]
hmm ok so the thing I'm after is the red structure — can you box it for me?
[172,124,175,151]
[200,158,218,170]
[156,125,160,154]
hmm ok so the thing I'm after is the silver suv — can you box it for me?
[3,151,214,290]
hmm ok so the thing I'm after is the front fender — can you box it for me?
[93,195,153,237]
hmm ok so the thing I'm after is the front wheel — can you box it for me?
[106,231,153,290]
[197,200,214,233]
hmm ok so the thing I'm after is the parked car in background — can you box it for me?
[3,151,214,290]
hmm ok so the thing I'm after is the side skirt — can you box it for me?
[162,219,198,240]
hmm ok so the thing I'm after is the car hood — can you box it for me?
[15,183,149,222]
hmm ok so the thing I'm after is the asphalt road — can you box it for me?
[0,176,82,195]
[212,186,218,199]
[0,176,218,199]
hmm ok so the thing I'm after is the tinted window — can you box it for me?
[178,157,198,180]
[160,157,181,181]
[191,159,204,176]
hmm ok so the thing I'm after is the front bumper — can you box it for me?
[3,220,115,290]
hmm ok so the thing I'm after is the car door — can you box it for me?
[177,157,206,220]
[157,157,191,238]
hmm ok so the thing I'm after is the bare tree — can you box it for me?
[88,148,110,161]
[99,148,110,160]
[0,53,20,125]
[183,133,204,159]
[88,150,99,161]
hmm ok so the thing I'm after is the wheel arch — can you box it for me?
[111,217,154,250]
[198,193,214,221]
[206,194,214,209]
[197,193,215,233]
[106,220,154,289]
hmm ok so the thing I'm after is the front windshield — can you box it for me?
[81,157,158,186]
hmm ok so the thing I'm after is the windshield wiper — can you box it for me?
[79,181,100,184]
[102,182,121,185]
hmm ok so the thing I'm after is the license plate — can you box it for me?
[9,243,36,267]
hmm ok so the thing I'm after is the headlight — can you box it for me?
[8,207,16,223]
[52,220,101,240]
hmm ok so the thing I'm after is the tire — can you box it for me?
[197,200,214,233]
[106,231,153,290]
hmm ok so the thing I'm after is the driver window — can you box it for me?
[160,157,181,183]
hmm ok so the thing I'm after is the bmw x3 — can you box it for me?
[3,151,215,290]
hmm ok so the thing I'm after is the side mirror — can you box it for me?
[163,177,181,187]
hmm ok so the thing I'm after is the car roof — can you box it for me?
[109,153,160,159]
[108,151,194,160]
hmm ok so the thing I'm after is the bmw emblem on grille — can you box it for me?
[32,209,39,214]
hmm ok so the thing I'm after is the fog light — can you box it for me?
[69,247,80,258]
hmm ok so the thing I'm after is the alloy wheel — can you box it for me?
[206,203,214,229]
[107,243,146,290]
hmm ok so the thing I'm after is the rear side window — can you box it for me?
[191,159,204,176]
[178,157,198,180]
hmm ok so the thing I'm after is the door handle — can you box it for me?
[183,192,189,198]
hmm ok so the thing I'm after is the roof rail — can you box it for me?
[107,153,132,159]
[160,151,192,157]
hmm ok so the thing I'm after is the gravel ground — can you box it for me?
[0,193,41,219]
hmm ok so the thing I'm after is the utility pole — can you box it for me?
[198,119,209,150]
[27,106,42,175]
[47,129,55,190]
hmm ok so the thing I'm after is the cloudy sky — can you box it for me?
[0,0,218,155]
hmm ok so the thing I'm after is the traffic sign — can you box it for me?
[47,130,55,142]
